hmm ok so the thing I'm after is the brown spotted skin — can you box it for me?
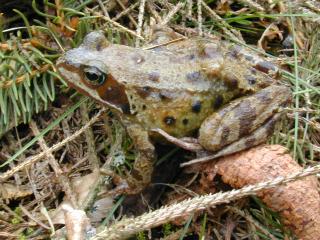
[56,28,291,194]
[198,85,291,152]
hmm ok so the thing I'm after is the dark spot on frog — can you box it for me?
[191,101,202,113]
[131,169,143,181]
[235,101,257,136]
[255,89,273,103]
[229,45,242,58]
[182,119,189,125]
[202,46,222,59]
[212,95,223,109]
[148,72,160,82]
[186,71,201,82]
[142,105,147,110]
[220,126,230,147]
[245,137,256,148]
[244,54,253,61]
[159,91,175,100]
[132,54,145,64]
[265,116,278,136]
[132,104,136,110]
[254,61,276,74]
[250,68,257,75]
[136,86,151,99]
[96,42,102,51]
[245,75,256,85]
[188,54,196,60]
[164,116,176,126]
[128,95,133,100]
[224,74,239,89]
[159,92,168,100]
[120,103,131,114]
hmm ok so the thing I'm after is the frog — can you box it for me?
[56,27,291,194]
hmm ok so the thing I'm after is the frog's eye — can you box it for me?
[84,67,106,86]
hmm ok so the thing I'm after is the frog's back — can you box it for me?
[57,31,278,137]
[119,38,276,137]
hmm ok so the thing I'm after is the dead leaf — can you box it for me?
[0,183,32,201]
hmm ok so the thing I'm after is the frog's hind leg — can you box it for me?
[202,112,282,160]
[198,85,291,156]
[144,25,185,50]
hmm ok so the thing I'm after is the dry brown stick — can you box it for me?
[237,0,264,11]
[136,0,147,46]
[19,204,50,230]
[201,1,244,42]
[29,120,78,208]
[89,10,144,40]
[0,200,26,223]
[112,2,139,22]
[187,0,192,17]
[197,0,203,36]
[0,42,31,51]
[160,2,185,26]
[305,1,320,13]
[97,0,110,19]
[146,2,162,23]
[114,0,138,26]
[0,108,107,182]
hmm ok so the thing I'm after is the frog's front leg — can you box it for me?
[198,85,291,157]
[116,124,155,194]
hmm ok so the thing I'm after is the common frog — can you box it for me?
[57,27,291,193]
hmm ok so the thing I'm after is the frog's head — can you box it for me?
[57,31,130,113]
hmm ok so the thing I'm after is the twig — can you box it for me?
[114,0,137,27]
[197,0,203,36]
[19,204,50,230]
[136,0,147,46]
[0,108,107,182]
[29,120,78,208]
[97,0,110,19]
[146,2,162,23]
[201,1,244,42]
[112,2,139,22]
[237,0,264,12]
[89,10,144,40]
[91,162,320,240]
[160,2,185,26]
[187,0,193,18]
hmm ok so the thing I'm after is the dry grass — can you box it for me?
[0,1,319,239]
